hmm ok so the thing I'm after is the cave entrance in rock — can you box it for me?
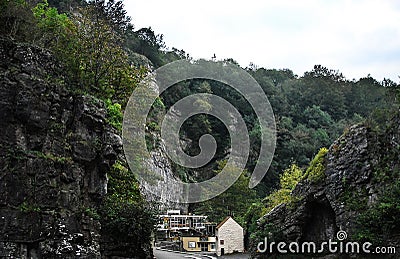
[302,200,337,242]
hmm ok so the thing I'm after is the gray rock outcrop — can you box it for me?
[251,122,400,258]
[0,38,151,258]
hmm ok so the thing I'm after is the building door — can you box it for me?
[221,248,224,255]
[199,242,207,251]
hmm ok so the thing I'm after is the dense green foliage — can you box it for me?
[159,62,396,203]
[105,99,123,130]
[264,164,303,213]
[193,161,258,227]
[247,166,307,248]
[303,147,328,182]
[101,161,155,248]
[354,181,400,244]
[0,0,37,41]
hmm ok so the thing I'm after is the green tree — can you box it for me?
[87,0,132,32]
[126,27,166,67]
[303,147,328,182]
[101,161,155,257]
[37,1,147,102]
[32,0,73,46]
[193,160,258,226]
[0,0,37,41]
[47,0,84,12]
[264,164,303,212]
[71,5,128,93]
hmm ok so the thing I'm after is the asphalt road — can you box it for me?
[153,249,216,259]
[153,248,250,259]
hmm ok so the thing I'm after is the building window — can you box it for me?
[210,243,216,250]
[220,240,224,245]
[200,242,207,251]
[188,241,196,248]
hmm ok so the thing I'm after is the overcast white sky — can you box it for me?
[124,0,400,81]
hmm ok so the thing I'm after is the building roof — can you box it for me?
[216,216,231,229]
[216,216,244,230]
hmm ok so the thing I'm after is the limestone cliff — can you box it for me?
[251,121,400,258]
[0,38,152,258]
[141,143,188,213]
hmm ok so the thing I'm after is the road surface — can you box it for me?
[154,249,216,259]
[153,248,250,259]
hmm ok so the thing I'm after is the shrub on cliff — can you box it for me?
[263,163,303,213]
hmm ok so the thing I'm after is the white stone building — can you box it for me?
[215,216,244,256]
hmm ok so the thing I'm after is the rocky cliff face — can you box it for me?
[141,143,188,213]
[251,121,400,258]
[0,38,151,258]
